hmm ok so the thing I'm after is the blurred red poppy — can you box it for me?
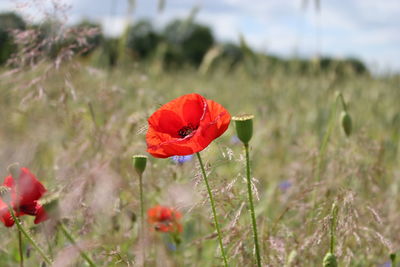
[146,93,231,158]
[0,168,48,227]
[147,205,183,233]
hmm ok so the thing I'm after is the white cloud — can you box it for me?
[100,16,127,37]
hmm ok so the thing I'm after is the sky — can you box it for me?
[1,0,399,73]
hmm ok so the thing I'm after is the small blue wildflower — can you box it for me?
[279,180,292,192]
[378,261,391,267]
[230,135,241,144]
[171,154,193,165]
[166,242,177,251]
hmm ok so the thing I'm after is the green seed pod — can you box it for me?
[132,155,148,175]
[323,252,338,267]
[232,114,254,145]
[340,111,352,137]
[390,252,396,265]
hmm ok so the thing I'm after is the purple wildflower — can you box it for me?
[279,180,292,192]
[230,135,241,145]
[171,155,194,165]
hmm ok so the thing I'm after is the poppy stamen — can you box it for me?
[178,123,198,138]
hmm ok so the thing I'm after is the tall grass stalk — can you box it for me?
[309,93,339,232]
[316,94,340,182]
[196,152,228,267]
[59,222,97,267]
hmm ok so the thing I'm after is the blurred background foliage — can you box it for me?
[0,11,368,76]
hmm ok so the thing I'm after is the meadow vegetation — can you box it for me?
[0,8,400,267]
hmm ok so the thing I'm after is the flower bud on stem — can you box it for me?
[132,155,148,266]
[323,202,339,267]
[390,252,396,267]
[233,114,262,267]
[336,91,352,137]
[232,114,254,145]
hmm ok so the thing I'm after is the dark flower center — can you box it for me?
[178,123,198,138]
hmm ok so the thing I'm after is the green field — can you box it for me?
[0,60,399,266]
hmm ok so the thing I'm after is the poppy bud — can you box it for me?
[132,155,148,175]
[340,111,352,137]
[390,253,396,265]
[232,114,254,145]
[323,252,338,267]
[7,163,21,181]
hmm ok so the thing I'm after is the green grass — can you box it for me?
[0,61,399,266]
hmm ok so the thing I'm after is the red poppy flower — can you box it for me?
[146,93,231,158]
[147,205,183,233]
[0,168,48,227]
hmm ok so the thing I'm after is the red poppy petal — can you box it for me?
[146,94,230,158]
[0,204,15,227]
[182,94,207,126]
[205,99,231,136]
[159,207,173,221]
[148,205,162,223]
[156,223,171,232]
[17,168,47,206]
[146,128,199,158]
[34,204,48,224]
[177,223,183,233]
[3,175,13,187]
[149,110,185,137]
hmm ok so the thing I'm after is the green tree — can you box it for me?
[163,19,214,66]
[126,19,160,60]
[0,12,26,64]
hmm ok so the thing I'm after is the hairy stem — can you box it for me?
[18,227,24,267]
[244,143,262,267]
[138,173,146,266]
[7,205,52,265]
[329,204,339,254]
[196,152,228,267]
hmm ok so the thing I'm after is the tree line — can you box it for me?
[0,12,368,75]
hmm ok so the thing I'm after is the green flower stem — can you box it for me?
[329,204,339,254]
[337,92,348,112]
[7,205,53,265]
[309,94,339,233]
[139,173,144,229]
[196,152,228,267]
[138,173,146,266]
[59,222,97,267]
[18,227,23,267]
[244,143,262,267]
[317,95,339,182]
